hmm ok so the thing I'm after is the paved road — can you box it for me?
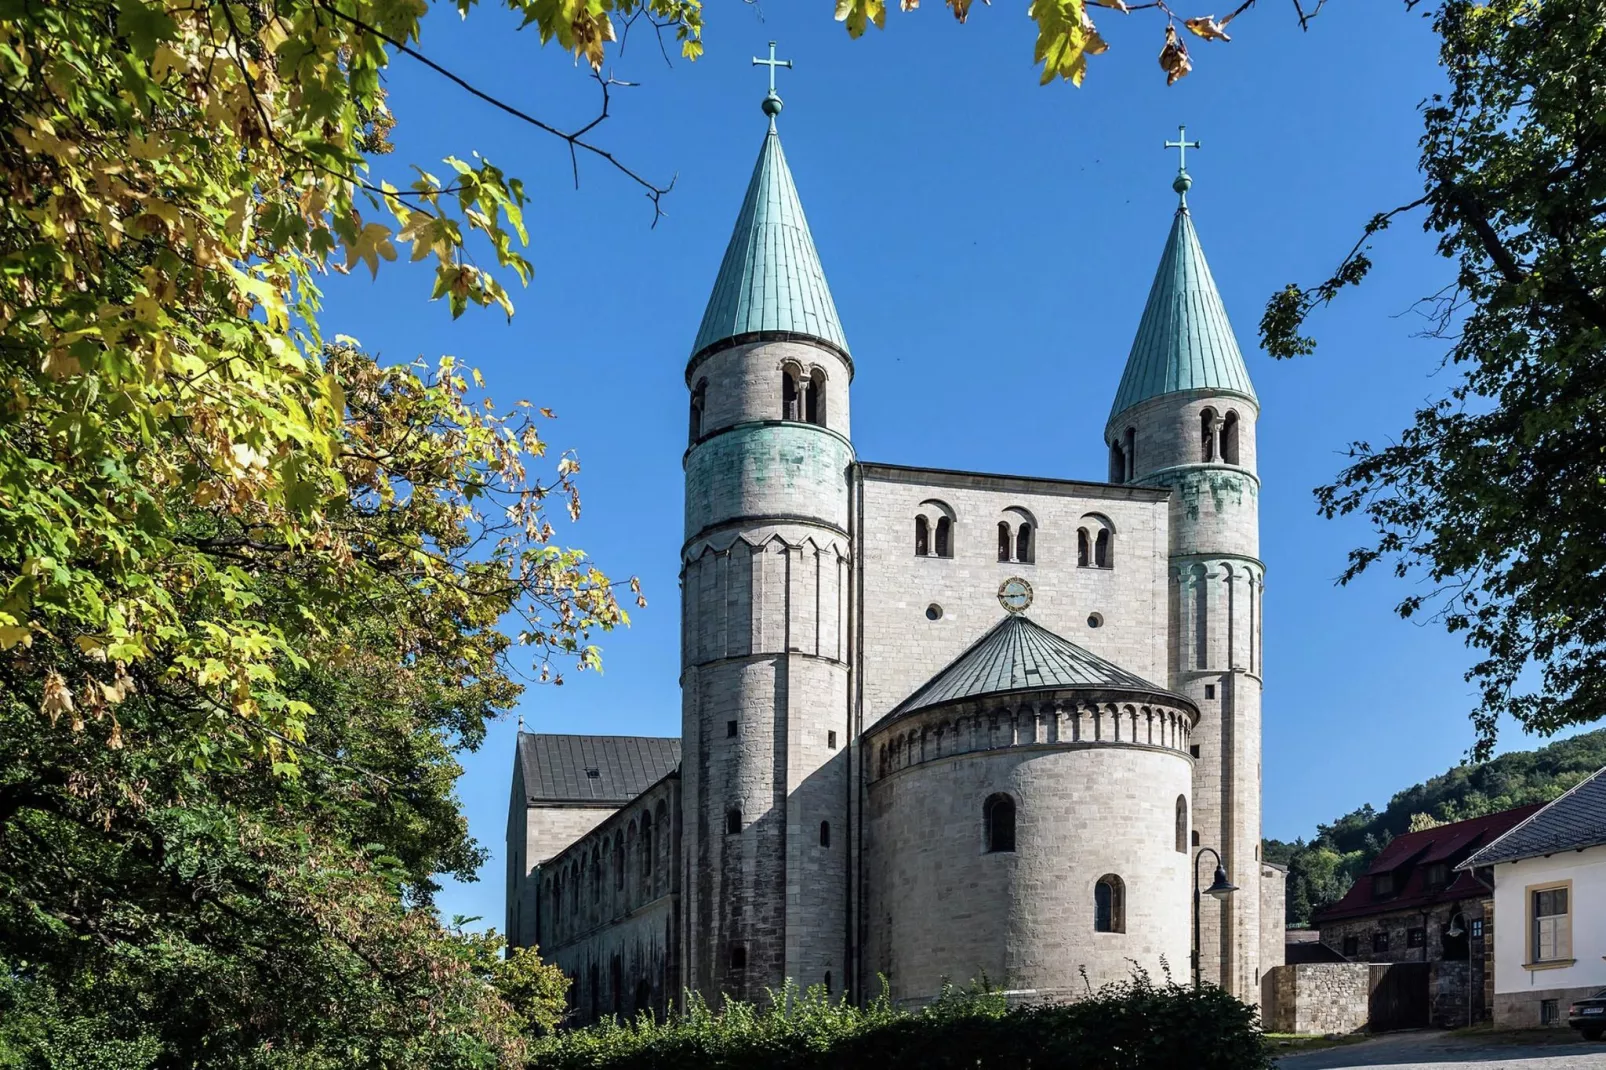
[1276,1031,1606,1069]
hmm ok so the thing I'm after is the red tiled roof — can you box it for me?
[1314,803,1545,924]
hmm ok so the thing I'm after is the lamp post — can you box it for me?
[1447,911,1474,1028]
[1192,846,1238,990]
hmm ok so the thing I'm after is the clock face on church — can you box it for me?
[998,577,1033,614]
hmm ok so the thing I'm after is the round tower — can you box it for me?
[679,70,854,1004]
[1104,144,1265,1000]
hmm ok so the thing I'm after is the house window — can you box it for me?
[1407,928,1425,948]
[1373,872,1395,898]
[1342,935,1359,958]
[1094,874,1126,933]
[725,809,741,835]
[1531,884,1570,963]
[983,793,1016,853]
[819,821,830,848]
[1204,684,1216,700]
[827,731,838,749]
[1471,918,1484,939]
[1425,863,1449,890]
[1174,795,1188,854]
[914,515,929,557]
[1372,931,1389,953]
[729,945,747,971]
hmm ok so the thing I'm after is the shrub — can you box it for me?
[527,971,1270,1070]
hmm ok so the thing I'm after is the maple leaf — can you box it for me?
[346,222,398,279]
[835,0,888,37]
[1159,23,1193,84]
[1028,0,1102,86]
[1185,15,1231,41]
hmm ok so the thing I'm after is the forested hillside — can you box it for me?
[1264,730,1606,926]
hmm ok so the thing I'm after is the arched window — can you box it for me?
[1123,427,1136,481]
[914,515,929,557]
[614,835,625,891]
[689,380,706,444]
[725,808,742,835]
[824,971,833,995]
[996,522,1010,563]
[1109,441,1126,484]
[1200,408,1217,462]
[782,369,799,420]
[611,955,623,1016]
[1175,796,1188,854]
[806,369,826,426]
[819,821,831,848]
[1095,529,1112,568]
[1221,411,1240,465]
[642,813,655,884]
[590,853,601,903]
[983,793,1016,853]
[1077,529,1091,568]
[1016,523,1032,563]
[934,516,952,558]
[1094,874,1126,933]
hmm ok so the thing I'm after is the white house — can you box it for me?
[1459,764,1606,1028]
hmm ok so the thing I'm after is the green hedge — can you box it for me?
[529,971,1271,1070]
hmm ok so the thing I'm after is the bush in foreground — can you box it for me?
[529,971,1271,1070]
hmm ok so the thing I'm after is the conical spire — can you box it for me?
[1107,199,1256,425]
[689,119,849,360]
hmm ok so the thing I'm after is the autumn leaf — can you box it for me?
[1028,0,1103,86]
[835,0,888,37]
[1185,14,1232,41]
[1090,0,1129,11]
[1160,22,1193,84]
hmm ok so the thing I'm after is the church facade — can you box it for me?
[506,86,1284,1022]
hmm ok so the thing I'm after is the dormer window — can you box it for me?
[1372,871,1396,898]
[1425,862,1449,890]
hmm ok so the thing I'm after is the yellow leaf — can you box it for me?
[0,625,31,650]
[835,0,887,37]
[1184,15,1231,41]
[1090,0,1128,9]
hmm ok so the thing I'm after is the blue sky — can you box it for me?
[317,0,1572,929]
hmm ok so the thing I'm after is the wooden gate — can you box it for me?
[1369,962,1429,1031]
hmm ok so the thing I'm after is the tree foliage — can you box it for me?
[1264,728,1606,925]
[1261,0,1606,756]
[531,974,1271,1070]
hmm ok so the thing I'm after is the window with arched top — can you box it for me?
[996,522,1010,563]
[781,369,800,421]
[934,516,952,558]
[806,369,826,426]
[1077,529,1091,568]
[689,380,706,444]
[614,835,625,891]
[984,793,1016,853]
[1221,411,1240,465]
[914,515,930,557]
[1175,796,1188,854]
[1123,428,1136,481]
[1095,529,1112,568]
[819,821,831,848]
[1094,874,1126,933]
[1200,408,1217,462]
[1016,523,1032,564]
[1109,441,1126,484]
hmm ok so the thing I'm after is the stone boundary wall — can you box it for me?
[1262,964,1370,1036]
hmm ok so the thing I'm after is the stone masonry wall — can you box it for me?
[1264,964,1369,1035]
[864,718,1193,1005]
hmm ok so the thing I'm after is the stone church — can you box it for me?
[507,76,1285,1022]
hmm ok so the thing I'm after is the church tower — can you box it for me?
[678,55,855,1004]
[1105,135,1264,999]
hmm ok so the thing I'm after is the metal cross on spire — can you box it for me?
[753,41,793,118]
[1164,124,1201,207]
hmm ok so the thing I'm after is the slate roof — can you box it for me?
[1460,765,1606,868]
[515,733,680,805]
[1312,804,1544,924]
[689,118,850,360]
[887,614,1179,720]
[1108,205,1257,426]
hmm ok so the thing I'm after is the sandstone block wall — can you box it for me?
[1263,964,1369,1035]
[687,338,853,442]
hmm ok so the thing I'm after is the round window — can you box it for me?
[926,603,943,621]
[1087,612,1104,629]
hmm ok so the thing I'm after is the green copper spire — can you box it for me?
[1107,145,1255,424]
[690,55,849,360]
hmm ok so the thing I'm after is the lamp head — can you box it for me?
[1447,918,1466,938]
[1206,866,1238,901]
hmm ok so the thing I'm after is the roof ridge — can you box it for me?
[1458,764,1606,869]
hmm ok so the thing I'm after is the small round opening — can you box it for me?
[925,603,943,621]
[1087,612,1104,629]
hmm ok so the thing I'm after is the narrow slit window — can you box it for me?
[1221,412,1240,465]
[1015,523,1032,564]
[1077,529,1090,568]
[934,516,952,558]
[1094,529,1111,568]
[819,821,831,848]
[914,515,929,557]
[984,793,1016,853]
[997,522,1011,563]
[1094,874,1125,933]
[725,809,741,835]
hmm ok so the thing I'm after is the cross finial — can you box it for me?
[753,41,793,119]
[1164,124,1201,207]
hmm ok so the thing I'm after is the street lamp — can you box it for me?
[1192,846,1238,990]
[1447,911,1474,1028]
